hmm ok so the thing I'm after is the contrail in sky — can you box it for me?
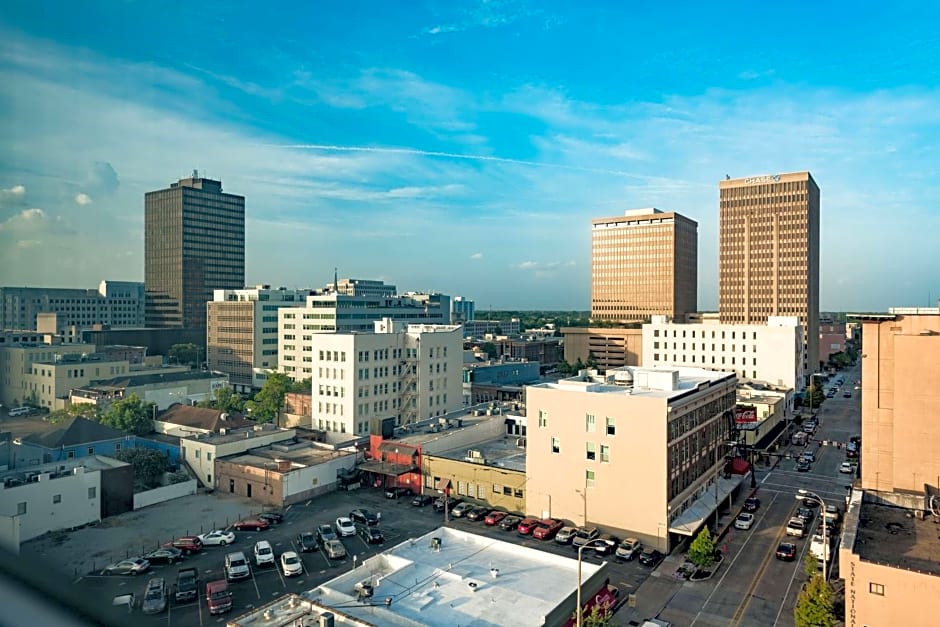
[274,143,649,179]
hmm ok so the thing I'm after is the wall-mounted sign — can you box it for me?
[743,174,781,184]
[734,405,758,423]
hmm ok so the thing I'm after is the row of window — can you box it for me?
[537,410,617,436]
[15,487,97,514]
[549,437,611,463]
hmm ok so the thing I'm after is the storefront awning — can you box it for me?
[357,460,417,476]
[669,472,748,536]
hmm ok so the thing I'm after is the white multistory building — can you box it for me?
[642,315,805,392]
[278,291,451,381]
[207,286,310,392]
[309,319,463,442]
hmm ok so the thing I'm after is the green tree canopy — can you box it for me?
[246,372,292,423]
[289,378,311,393]
[114,447,169,490]
[481,342,498,359]
[573,603,613,627]
[198,386,245,413]
[688,526,717,570]
[794,573,836,627]
[168,343,200,367]
[99,394,154,435]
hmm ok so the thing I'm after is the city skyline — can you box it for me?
[1,2,939,310]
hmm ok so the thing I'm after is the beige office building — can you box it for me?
[526,366,739,552]
[719,172,820,376]
[591,208,698,323]
[560,327,643,371]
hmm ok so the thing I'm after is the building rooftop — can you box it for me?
[155,404,253,433]
[2,416,127,448]
[182,424,295,446]
[308,526,604,627]
[392,402,521,446]
[434,435,526,472]
[533,366,735,400]
[1,455,127,487]
[851,500,940,576]
[78,369,225,391]
[222,440,354,471]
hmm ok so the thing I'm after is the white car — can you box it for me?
[840,461,856,474]
[253,540,275,567]
[199,530,236,546]
[334,517,356,537]
[734,512,755,530]
[280,551,303,577]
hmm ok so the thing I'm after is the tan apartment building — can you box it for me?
[719,172,820,376]
[0,336,89,407]
[207,286,308,393]
[591,208,698,323]
[526,366,739,553]
[180,424,296,487]
[561,327,643,371]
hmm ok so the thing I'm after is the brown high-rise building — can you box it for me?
[719,172,819,375]
[591,208,697,323]
[145,173,245,329]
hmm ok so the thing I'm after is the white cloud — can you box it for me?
[0,207,46,231]
[470,252,483,260]
[74,193,92,205]
[3,184,25,197]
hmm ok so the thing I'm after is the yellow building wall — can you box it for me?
[423,456,526,515]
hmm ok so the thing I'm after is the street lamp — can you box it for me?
[797,489,828,581]
[576,538,609,627]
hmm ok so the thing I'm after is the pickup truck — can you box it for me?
[175,567,198,603]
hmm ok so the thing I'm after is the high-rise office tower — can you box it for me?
[718,172,820,374]
[145,172,245,329]
[591,208,698,323]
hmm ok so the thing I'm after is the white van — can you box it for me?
[810,534,830,561]
[786,517,807,538]
[9,407,31,417]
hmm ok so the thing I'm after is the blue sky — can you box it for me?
[1,1,938,311]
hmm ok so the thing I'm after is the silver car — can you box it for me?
[324,539,347,560]
[141,578,167,615]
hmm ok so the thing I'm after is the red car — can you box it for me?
[516,517,542,536]
[533,519,564,540]
[233,518,270,531]
[164,536,203,555]
[484,510,508,526]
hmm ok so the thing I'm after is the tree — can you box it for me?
[45,403,100,424]
[168,343,200,368]
[289,378,312,393]
[246,372,292,423]
[198,386,245,413]
[805,384,826,409]
[688,527,717,570]
[794,573,836,627]
[572,603,613,627]
[803,552,819,579]
[99,394,155,435]
[481,342,498,359]
[114,447,169,490]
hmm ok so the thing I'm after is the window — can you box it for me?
[503,486,512,496]
[586,442,596,461]
[114,443,121,451]
[869,583,885,596]
[493,484,501,493]
[207,453,212,461]
[600,445,610,463]
[538,410,548,428]
[53,494,61,504]
[586,470,596,488]
[606,416,616,436]
[17,502,27,515]
[586,414,596,432]
[87,447,94,455]
[551,437,560,454]
[207,474,211,484]
[514,488,523,498]
[195,450,201,459]
[88,487,96,499]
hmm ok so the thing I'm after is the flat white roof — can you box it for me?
[308,526,603,626]
[533,366,735,399]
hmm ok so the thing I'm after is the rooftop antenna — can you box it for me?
[334,267,339,292]
[192,169,199,179]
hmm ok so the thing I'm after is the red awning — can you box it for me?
[728,457,751,475]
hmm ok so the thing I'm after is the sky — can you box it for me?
[0,1,938,311]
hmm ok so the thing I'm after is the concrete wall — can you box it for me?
[133,478,197,510]
[424,456,526,514]
[841,552,940,627]
[281,455,357,504]
[0,469,101,543]
[561,327,643,371]
[0,514,21,554]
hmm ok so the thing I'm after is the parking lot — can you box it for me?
[44,487,654,625]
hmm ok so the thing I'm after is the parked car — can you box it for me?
[734,512,755,530]
[775,542,797,561]
[802,498,819,509]
[111,593,135,614]
[555,526,579,545]
[199,530,236,546]
[615,537,642,561]
[572,527,600,548]
[840,461,856,474]
[638,549,664,567]
[823,505,842,525]
[843,391,852,398]
[742,497,761,512]
[335,517,356,537]
[233,518,269,532]
[280,551,303,577]
[258,512,284,525]
[385,486,412,499]
[466,506,490,521]
[316,524,338,544]
[533,519,564,540]
[810,534,831,561]
[499,515,522,531]
[174,567,198,603]
[816,522,836,537]
[141,577,167,615]
[786,517,807,538]
[143,547,183,565]
[165,536,202,555]
[358,524,385,544]
[516,517,542,535]
[411,494,434,507]
[297,532,319,553]
[593,534,619,556]
[205,580,232,615]
[324,539,347,560]
[433,497,462,513]
[104,558,151,576]
[484,510,508,526]
[451,502,475,518]
[797,507,815,523]
[350,508,380,526]
[253,540,275,567]
[223,552,250,582]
